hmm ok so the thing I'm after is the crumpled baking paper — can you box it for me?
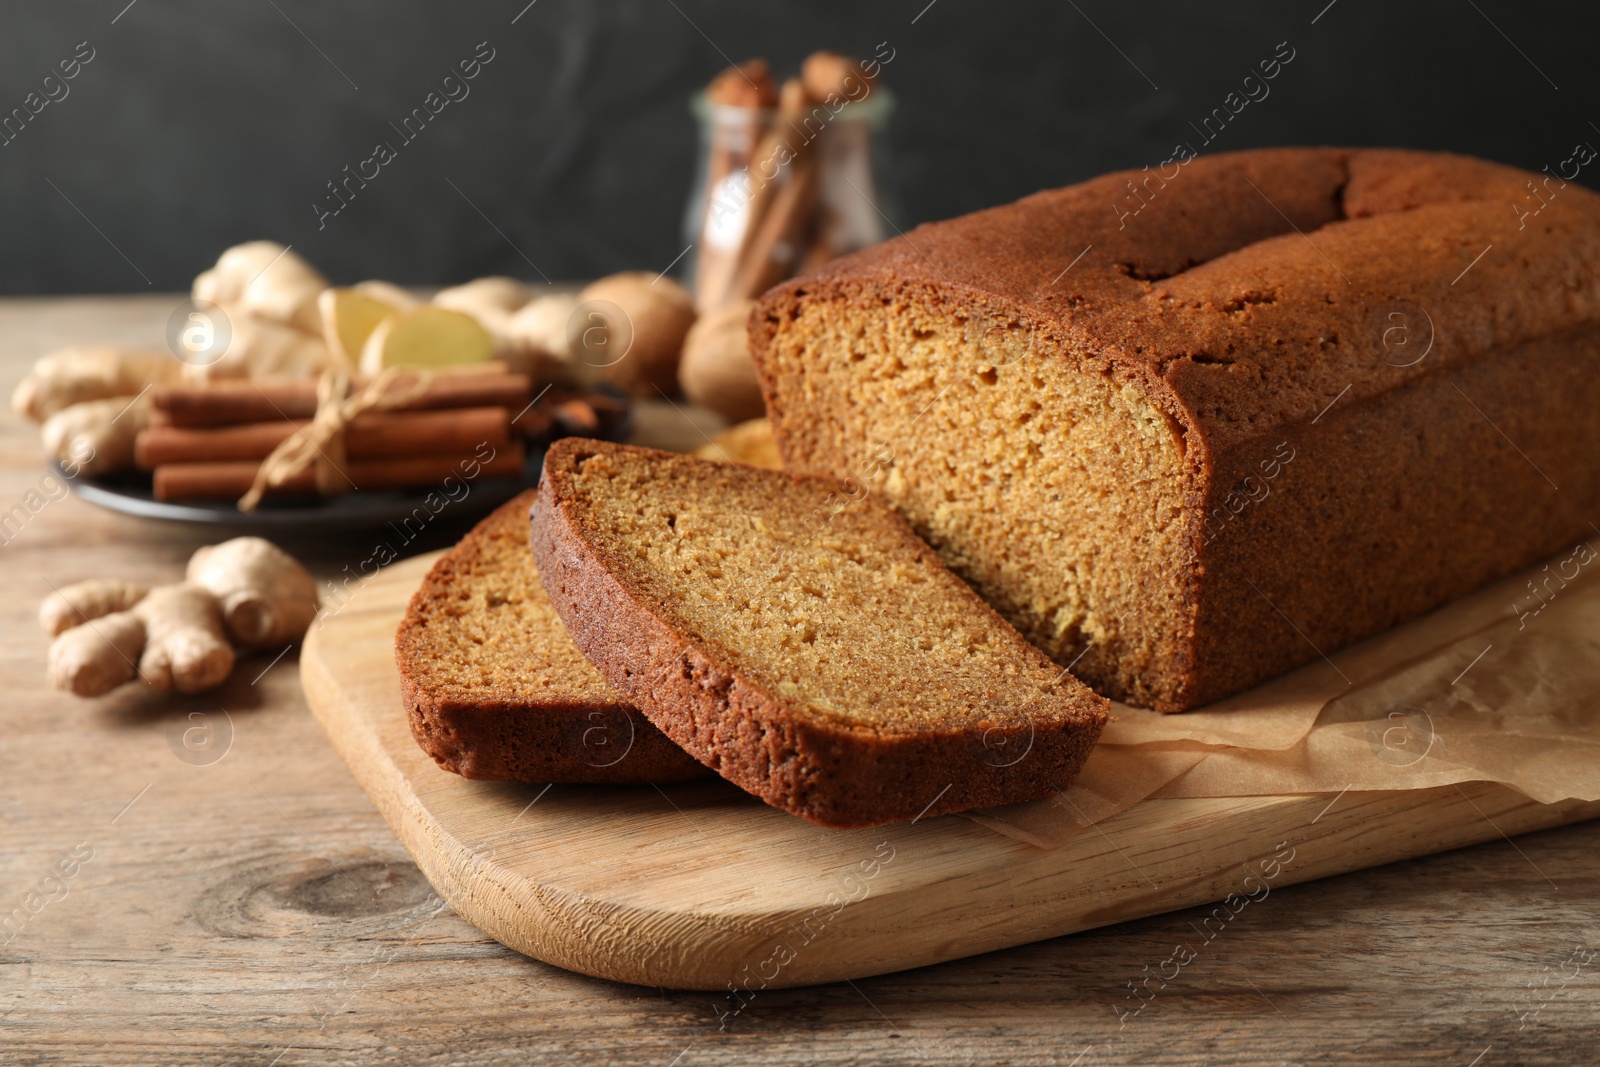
[969,544,1600,848]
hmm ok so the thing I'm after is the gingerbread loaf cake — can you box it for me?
[397,491,707,783]
[750,147,1600,711]
[529,439,1110,828]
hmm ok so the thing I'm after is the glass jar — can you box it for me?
[681,86,896,314]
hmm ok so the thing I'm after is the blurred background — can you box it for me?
[2,0,1596,294]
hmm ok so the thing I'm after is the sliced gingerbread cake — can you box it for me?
[397,490,708,783]
[530,439,1110,828]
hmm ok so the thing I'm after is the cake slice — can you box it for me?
[397,491,708,783]
[530,439,1110,827]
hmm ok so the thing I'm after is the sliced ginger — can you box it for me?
[319,286,407,368]
[358,305,495,375]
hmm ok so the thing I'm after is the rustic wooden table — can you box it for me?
[2,295,1595,1066]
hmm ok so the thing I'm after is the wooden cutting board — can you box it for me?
[301,551,1600,991]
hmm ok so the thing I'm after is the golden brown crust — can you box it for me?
[396,490,708,784]
[751,147,1600,711]
[529,438,1109,828]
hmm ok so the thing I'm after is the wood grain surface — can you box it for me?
[2,296,1598,1065]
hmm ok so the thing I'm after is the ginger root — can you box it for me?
[353,280,420,311]
[186,537,320,648]
[195,315,339,382]
[575,272,697,397]
[44,538,317,698]
[135,584,235,693]
[48,611,147,697]
[505,292,582,382]
[188,242,335,382]
[13,346,180,423]
[193,241,327,336]
[694,417,782,470]
[40,579,150,636]
[47,583,234,696]
[678,299,765,422]
[40,394,150,477]
[433,276,533,317]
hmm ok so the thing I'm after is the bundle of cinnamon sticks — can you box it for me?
[138,369,532,503]
[691,52,890,315]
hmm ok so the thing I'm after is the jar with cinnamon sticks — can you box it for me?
[682,53,896,315]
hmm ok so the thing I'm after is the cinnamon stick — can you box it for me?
[800,52,870,105]
[135,406,511,469]
[707,58,778,110]
[729,148,821,301]
[697,78,818,313]
[692,65,777,315]
[152,371,529,427]
[152,444,527,502]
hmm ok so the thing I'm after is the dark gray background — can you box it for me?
[1,0,1594,294]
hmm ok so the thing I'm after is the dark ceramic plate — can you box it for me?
[59,456,543,533]
[60,388,632,532]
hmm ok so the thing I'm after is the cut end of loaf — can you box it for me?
[752,282,1196,710]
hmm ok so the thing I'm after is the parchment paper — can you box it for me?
[969,545,1600,848]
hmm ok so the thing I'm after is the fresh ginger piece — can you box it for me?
[354,280,420,311]
[47,610,146,697]
[190,315,338,382]
[507,292,580,359]
[193,241,327,335]
[437,280,572,379]
[679,299,764,422]
[358,306,495,375]
[41,394,150,477]
[318,287,404,368]
[186,537,320,648]
[41,538,319,698]
[13,346,179,423]
[40,579,150,636]
[503,292,584,382]
[192,242,288,305]
[134,584,234,694]
[434,276,533,316]
[576,272,697,396]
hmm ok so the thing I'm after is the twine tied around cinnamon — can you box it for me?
[238,367,435,511]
